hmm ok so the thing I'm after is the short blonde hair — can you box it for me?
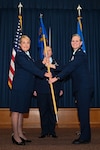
[72,34,82,41]
[20,35,31,43]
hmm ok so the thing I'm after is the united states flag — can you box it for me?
[8,16,22,89]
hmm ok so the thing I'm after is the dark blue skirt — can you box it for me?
[10,89,32,113]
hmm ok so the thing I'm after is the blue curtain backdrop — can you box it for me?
[0,0,100,108]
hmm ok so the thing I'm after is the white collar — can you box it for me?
[73,49,77,55]
[25,51,31,58]
[73,49,81,55]
[49,57,53,63]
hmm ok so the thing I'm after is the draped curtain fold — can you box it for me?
[0,0,100,107]
[0,0,100,9]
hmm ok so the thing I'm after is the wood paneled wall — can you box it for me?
[0,108,100,128]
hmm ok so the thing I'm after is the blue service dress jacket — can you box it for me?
[10,50,45,113]
[57,49,93,94]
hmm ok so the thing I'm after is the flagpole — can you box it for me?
[40,14,58,122]
[49,27,51,47]
[77,5,86,53]
[18,2,23,29]
[77,4,82,30]
[8,3,23,89]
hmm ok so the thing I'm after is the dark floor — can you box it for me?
[0,128,100,150]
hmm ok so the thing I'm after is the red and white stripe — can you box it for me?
[8,48,16,89]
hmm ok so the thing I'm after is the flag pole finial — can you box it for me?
[40,13,43,18]
[77,4,82,17]
[18,2,23,15]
